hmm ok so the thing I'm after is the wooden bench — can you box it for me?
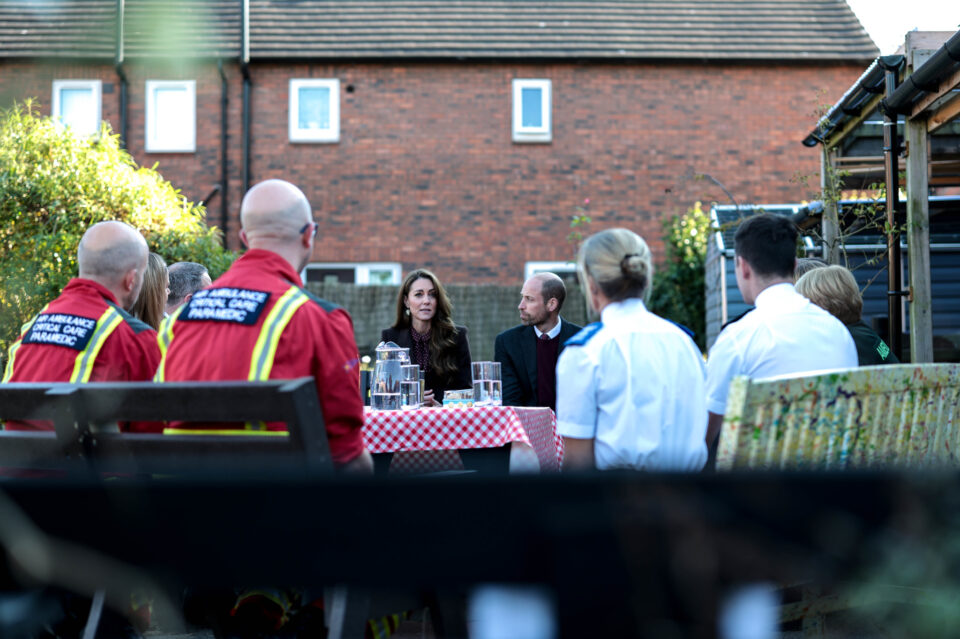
[0,378,443,638]
[717,363,960,471]
[716,362,960,634]
[0,377,332,476]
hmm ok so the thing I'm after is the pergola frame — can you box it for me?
[804,30,960,363]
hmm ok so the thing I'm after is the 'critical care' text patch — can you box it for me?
[178,287,269,325]
[23,313,97,351]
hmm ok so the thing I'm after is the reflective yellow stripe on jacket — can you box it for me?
[3,303,50,383]
[248,286,309,381]
[153,306,184,382]
[70,306,124,383]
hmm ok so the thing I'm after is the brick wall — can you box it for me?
[1,58,865,284]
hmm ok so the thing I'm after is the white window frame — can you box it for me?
[51,80,102,137]
[524,261,577,281]
[302,262,402,285]
[289,78,340,143]
[512,79,552,143]
[145,80,196,153]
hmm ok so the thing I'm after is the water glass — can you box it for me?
[472,361,502,407]
[371,391,401,410]
[400,364,421,409]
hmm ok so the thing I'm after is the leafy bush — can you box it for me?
[0,101,234,354]
[648,202,712,351]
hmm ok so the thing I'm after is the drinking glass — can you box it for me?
[400,364,421,409]
[472,361,502,406]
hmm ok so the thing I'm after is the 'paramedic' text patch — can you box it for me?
[179,287,269,325]
[23,313,97,351]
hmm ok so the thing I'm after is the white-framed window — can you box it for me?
[512,79,552,143]
[303,262,401,285]
[145,80,196,153]
[52,80,102,138]
[289,79,340,143]
[524,261,577,284]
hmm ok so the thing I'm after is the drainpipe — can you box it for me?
[241,0,251,195]
[879,55,906,361]
[114,0,128,147]
[217,59,229,244]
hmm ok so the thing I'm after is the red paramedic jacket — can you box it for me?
[3,278,161,432]
[156,249,365,465]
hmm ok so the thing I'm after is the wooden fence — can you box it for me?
[304,282,590,361]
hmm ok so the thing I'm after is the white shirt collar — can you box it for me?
[753,282,797,308]
[600,297,647,325]
[534,317,563,340]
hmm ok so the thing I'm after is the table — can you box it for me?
[362,406,563,474]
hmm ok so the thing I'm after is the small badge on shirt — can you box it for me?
[22,313,97,351]
[178,287,269,325]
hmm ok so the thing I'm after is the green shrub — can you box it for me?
[0,101,235,354]
[648,202,712,351]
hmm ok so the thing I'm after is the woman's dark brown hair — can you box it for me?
[392,268,460,377]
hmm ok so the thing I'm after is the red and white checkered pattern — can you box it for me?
[362,406,563,474]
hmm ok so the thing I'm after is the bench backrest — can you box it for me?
[0,377,332,475]
[716,363,960,471]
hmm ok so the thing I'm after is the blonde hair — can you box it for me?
[577,228,654,307]
[132,252,169,330]
[795,265,862,325]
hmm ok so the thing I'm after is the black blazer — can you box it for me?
[493,319,582,408]
[380,325,472,402]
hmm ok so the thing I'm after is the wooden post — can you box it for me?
[820,147,841,264]
[906,117,933,362]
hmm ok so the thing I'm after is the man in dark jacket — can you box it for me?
[494,272,581,411]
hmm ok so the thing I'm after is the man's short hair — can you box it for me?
[167,262,209,307]
[734,214,798,278]
[539,274,567,311]
[794,257,828,279]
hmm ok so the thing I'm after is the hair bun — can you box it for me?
[620,253,644,279]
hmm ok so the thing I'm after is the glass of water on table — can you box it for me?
[472,361,502,406]
[400,364,421,409]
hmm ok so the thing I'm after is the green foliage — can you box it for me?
[648,202,712,351]
[0,101,234,354]
[567,197,592,258]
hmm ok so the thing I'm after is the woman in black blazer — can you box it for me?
[381,269,472,405]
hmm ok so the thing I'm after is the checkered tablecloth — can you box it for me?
[362,405,563,474]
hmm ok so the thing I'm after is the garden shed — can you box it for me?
[802,28,960,362]
[705,198,960,361]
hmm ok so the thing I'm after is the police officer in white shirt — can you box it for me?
[556,228,708,471]
[705,214,858,449]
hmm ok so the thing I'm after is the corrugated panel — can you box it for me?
[124,0,241,58]
[249,0,878,61]
[0,1,115,58]
[0,0,240,59]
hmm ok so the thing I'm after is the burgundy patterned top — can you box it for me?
[410,326,431,373]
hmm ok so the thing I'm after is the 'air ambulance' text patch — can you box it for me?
[179,287,269,325]
[23,313,97,351]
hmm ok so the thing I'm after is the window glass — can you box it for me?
[367,269,396,285]
[512,79,551,143]
[153,87,191,149]
[298,87,331,130]
[289,79,340,143]
[145,80,195,152]
[521,88,542,128]
[59,88,96,135]
[52,81,101,138]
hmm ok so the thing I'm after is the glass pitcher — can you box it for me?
[370,341,410,410]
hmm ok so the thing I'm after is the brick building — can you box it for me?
[0,0,877,284]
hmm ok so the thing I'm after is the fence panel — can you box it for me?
[305,283,590,360]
